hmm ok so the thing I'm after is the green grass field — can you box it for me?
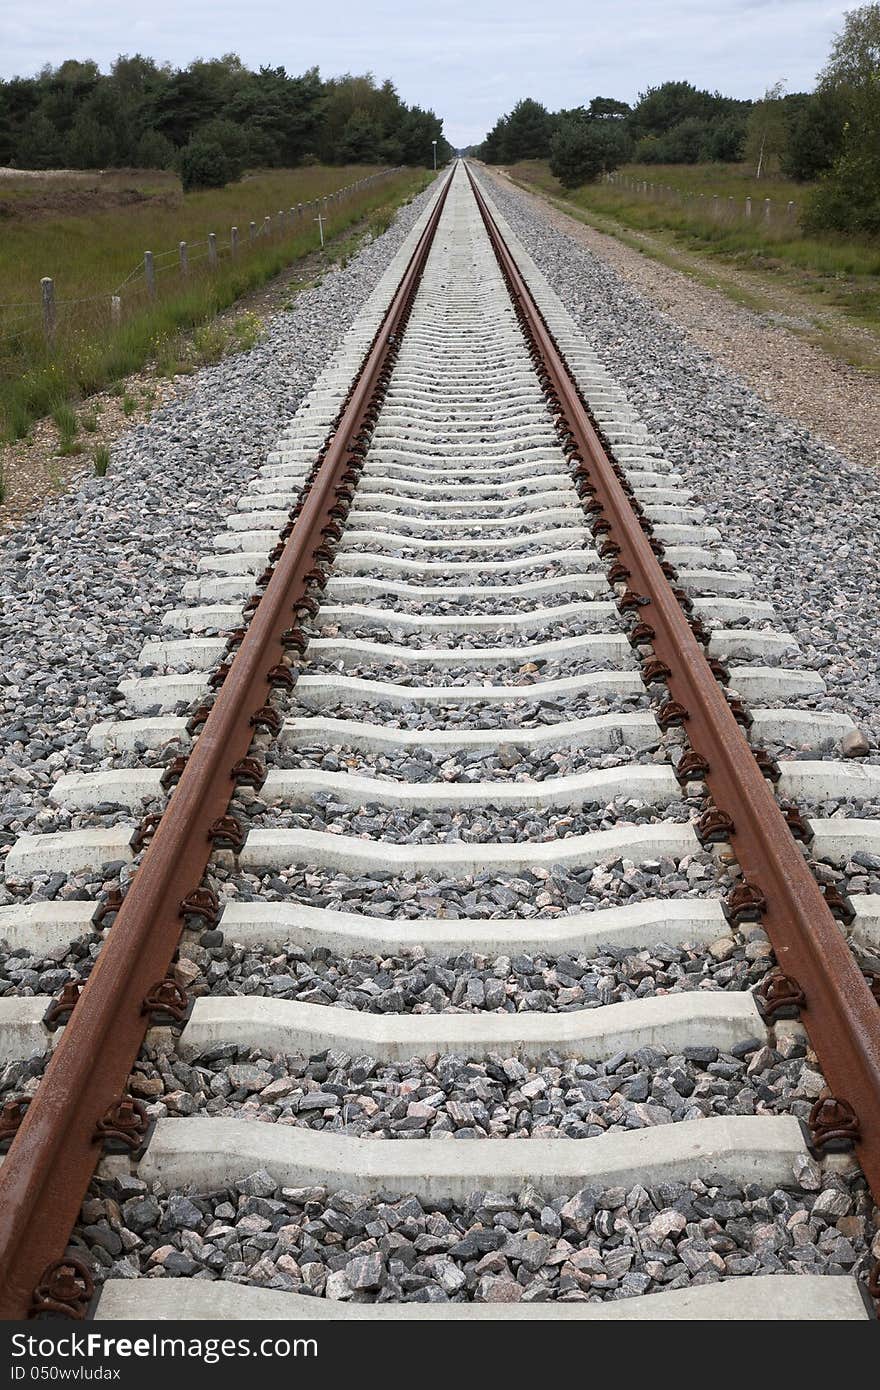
[0,165,431,439]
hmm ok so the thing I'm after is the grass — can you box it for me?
[503,160,880,353]
[0,165,432,439]
[93,445,110,476]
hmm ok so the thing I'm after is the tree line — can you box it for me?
[472,4,880,234]
[0,55,453,188]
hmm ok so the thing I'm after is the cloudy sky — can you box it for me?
[1,1,855,147]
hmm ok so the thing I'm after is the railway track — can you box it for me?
[1,161,879,1322]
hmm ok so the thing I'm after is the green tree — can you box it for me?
[745,81,787,177]
[179,135,239,189]
[500,98,553,161]
[132,128,175,168]
[15,113,64,168]
[227,65,322,166]
[819,2,880,88]
[662,116,711,163]
[804,4,880,231]
[586,96,631,122]
[702,116,747,162]
[65,113,116,167]
[337,108,383,162]
[478,115,508,163]
[782,89,847,180]
[550,121,613,186]
[630,81,722,137]
[802,88,880,233]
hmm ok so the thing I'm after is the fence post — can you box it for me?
[278,209,285,233]
[40,277,56,344]
[264,215,271,238]
[787,200,795,219]
[745,197,752,219]
[110,295,121,327]
[144,251,156,299]
[231,226,239,256]
[249,221,256,244]
[208,232,218,268]
[764,198,771,222]
[179,241,188,276]
[712,195,719,217]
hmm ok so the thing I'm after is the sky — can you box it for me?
[0,0,856,148]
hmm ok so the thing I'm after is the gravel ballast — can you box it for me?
[74,1166,875,1302]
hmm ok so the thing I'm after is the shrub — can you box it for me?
[179,137,241,191]
[549,123,610,188]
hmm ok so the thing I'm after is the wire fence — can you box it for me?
[601,171,799,230]
[1,168,401,349]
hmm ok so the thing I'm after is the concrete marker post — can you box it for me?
[144,251,156,299]
[40,277,56,345]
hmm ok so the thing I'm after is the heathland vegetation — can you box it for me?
[0,165,431,443]
[0,54,450,445]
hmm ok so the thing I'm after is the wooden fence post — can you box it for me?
[278,209,285,233]
[264,215,271,238]
[745,197,752,219]
[110,295,121,327]
[40,277,56,344]
[144,251,156,298]
[208,232,218,267]
[249,221,256,244]
[764,198,771,222]
[231,226,239,256]
[179,241,189,276]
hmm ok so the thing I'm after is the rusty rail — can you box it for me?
[466,164,880,1208]
[0,171,453,1321]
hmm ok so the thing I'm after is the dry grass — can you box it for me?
[0,165,431,438]
[505,159,880,337]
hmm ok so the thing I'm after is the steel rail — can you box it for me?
[466,163,880,1208]
[0,171,453,1321]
